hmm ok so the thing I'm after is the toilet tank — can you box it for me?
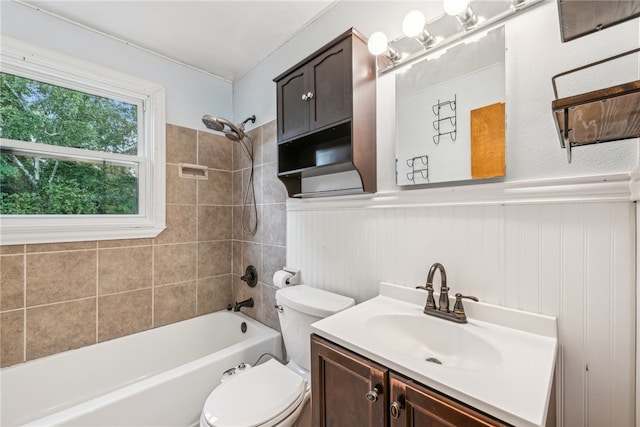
[276,285,355,372]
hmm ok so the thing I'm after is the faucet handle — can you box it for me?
[453,293,479,316]
[416,284,436,310]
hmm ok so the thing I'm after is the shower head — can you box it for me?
[201,115,225,132]
[225,131,241,142]
[201,115,256,142]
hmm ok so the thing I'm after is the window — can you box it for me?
[0,37,166,245]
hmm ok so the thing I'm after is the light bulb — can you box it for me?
[402,10,426,38]
[444,0,470,16]
[367,31,389,56]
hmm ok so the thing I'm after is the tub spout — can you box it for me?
[233,297,254,312]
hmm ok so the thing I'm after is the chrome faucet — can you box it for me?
[416,263,478,323]
[233,297,254,312]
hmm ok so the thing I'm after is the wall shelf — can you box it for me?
[551,48,640,163]
[273,28,377,198]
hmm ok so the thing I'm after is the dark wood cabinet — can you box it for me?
[278,37,351,140]
[311,335,387,427]
[273,28,376,197]
[389,373,505,427]
[311,335,509,427]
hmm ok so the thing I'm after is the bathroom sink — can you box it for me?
[365,313,500,370]
[311,282,558,427]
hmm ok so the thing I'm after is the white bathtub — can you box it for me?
[1,311,282,427]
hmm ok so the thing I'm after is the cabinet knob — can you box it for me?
[301,93,308,101]
[306,91,315,99]
[390,400,404,418]
[365,385,382,402]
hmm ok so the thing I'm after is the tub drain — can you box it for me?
[425,357,442,365]
[241,322,247,333]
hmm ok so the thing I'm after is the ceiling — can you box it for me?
[22,0,337,82]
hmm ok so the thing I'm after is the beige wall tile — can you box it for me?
[198,170,232,206]
[154,243,197,286]
[154,281,196,327]
[197,275,232,315]
[26,298,96,360]
[261,284,281,332]
[27,241,96,253]
[166,163,197,205]
[198,206,232,241]
[242,242,263,276]
[232,240,243,277]
[167,124,197,164]
[263,203,286,247]
[197,241,231,278]
[246,126,263,166]
[232,205,243,241]
[197,131,232,171]
[98,246,152,295]
[261,120,277,164]
[233,139,251,171]
[98,239,152,249]
[1,255,24,311]
[1,310,25,367]
[98,289,152,342]
[245,165,263,205]
[0,245,25,255]
[234,204,261,243]
[155,204,197,245]
[262,245,286,287]
[263,161,287,204]
[26,250,96,306]
[232,171,243,206]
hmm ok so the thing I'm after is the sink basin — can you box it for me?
[312,282,558,427]
[366,313,501,370]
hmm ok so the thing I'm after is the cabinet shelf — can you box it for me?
[551,48,640,162]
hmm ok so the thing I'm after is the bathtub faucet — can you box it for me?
[234,298,254,312]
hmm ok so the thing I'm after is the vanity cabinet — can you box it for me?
[311,335,508,427]
[389,373,504,427]
[311,334,387,427]
[273,28,376,197]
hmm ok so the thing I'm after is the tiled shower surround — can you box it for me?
[0,121,287,367]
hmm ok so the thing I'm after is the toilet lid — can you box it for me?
[202,359,306,427]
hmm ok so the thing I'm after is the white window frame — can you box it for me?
[0,37,166,245]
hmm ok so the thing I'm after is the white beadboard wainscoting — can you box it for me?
[287,172,638,427]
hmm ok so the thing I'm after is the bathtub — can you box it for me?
[1,311,282,427]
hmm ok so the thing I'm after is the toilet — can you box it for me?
[200,285,355,427]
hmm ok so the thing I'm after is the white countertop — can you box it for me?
[311,282,557,427]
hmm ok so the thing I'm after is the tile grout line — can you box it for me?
[95,241,99,343]
[22,249,27,363]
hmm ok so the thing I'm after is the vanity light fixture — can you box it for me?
[367,31,401,62]
[444,0,478,29]
[402,10,437,48]
[368,0,543,72]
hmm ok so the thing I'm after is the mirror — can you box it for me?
[395,26,505,186]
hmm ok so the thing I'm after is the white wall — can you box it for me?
[0,1,232,130]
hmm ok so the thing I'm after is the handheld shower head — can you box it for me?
[202,114,257,143]
[201,115,225,132]
[200,113,258,236]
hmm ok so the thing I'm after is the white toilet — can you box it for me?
[200,285,355,427]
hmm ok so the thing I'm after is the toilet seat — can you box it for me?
[201,359,307,427]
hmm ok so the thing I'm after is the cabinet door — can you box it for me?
[277,66,310,141]
[389,373,508,427]
[311,335,388,427]
[309,37,352,131]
